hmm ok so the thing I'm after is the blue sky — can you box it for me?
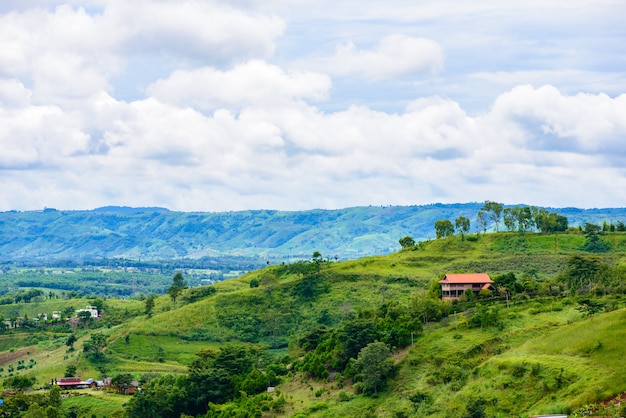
[0,0,625,211]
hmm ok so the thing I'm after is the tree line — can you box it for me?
[428,201,570,240]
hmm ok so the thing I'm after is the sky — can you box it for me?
[1,0,625,212]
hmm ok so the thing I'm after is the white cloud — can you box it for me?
[148,60,331,111]
[0,1,285,105]
[0,104,89,168]
[312,34,444,80]
[1,1,625,212]
[3,82,626,211]
[488,85,626,154]
[0,79,31,107]
[106,0,285,62]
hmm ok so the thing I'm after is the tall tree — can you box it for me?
[145,294,156,317]
[534,208,568,233]
[434,219,455,239]
[564,255,602,291]
[481,200,503,232]
[168,272,187,309]
[582,222,611,252]
[455,216,470,240]
[312,251,323,272]
[83,332,107,360]
[476,211,488,234]
[503,207,517,231]
[353,341,394,394]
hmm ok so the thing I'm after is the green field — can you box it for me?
[1,231,626,417]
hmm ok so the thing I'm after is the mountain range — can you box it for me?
[1,203,625,261]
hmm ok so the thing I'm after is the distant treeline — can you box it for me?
[2,255,266,272]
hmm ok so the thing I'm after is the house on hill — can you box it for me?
[439,273,494,301]
[76,305,99,318]
[55,377,94,389]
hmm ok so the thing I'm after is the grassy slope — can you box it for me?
[2,231,626,417]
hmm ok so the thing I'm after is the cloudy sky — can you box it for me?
[1,0,625,212]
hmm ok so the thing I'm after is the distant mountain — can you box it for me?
[1,204,625,261]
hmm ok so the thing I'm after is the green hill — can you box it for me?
[2,203,626,262]
[1,231,626,417]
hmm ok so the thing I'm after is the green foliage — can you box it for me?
[462,397,487,418]
[481,200,503,232]
[4,375,36,391]
[65,364,77,377]
[168,272,187,309]
[181,285,216,304]
[468,304,501,328]
[434,219,455,239]
[535,207,569,233]
[563,255,603,292]
[493,272,522,294]
[455,216,471,240]
[352,341,394,394]
[5,224,626,417]
[576,298,606,317]
[399,236,416,248]
[409,293,446,324]
[66,333,77,348]
[582,222,612,252]
[111,373,135,392]
[83,332,108,360]
[145,294,156,316]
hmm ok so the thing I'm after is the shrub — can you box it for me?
[337,390,352,402]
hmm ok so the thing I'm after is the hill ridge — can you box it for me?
[2,203,626,261]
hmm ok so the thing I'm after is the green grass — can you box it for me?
[3,231,626,417]
[62,391,127,417]
[109,334,220,366]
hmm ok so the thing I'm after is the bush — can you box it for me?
[337,390,352,402]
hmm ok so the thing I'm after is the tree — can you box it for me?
[168,272,187,310]
[77,310,92,328]
[83,333,107,360]
[582,222,611,252]
[353,341,394,394]
[476,211,488,233]
[145,294,156,317]
[434,219,454,239]
[409,294,444,324]
[64,364,77,377]
[481,200,503,232]
[49,384,62,409]
[111,373,135,393]
[503,207,516,231]
[312,251,324,272]
[564,255,602,292]
[534,208,569,233]
[66,334,77,350]
[4,375,35,392]
[399,236,416,248]
[455,217,470,240]
[338,318,380,368]
[22,403,45,418]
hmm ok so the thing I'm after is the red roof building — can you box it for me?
[439,273,494,301]
[55,377,92,389]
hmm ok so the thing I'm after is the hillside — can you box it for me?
[1,231,626,417]
[1,204,626,262]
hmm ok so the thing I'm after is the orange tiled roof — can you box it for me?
[438,273,492,284]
